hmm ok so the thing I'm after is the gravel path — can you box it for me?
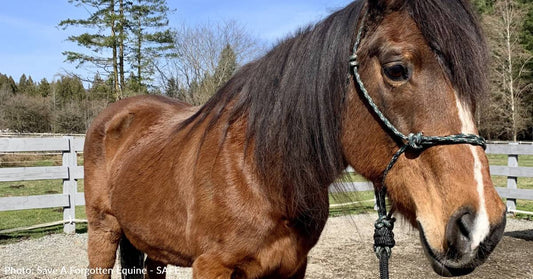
[1,214,532,279]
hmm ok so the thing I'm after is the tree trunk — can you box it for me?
[111,0,121,101]
[503,0,517,141]
[137,17,142,89]
[119,0,125,95]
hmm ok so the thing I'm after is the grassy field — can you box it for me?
[0,153,531,243]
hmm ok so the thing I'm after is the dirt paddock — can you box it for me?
[0,214,531,279]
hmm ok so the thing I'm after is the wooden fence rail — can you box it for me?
[0,137,84,233]
[0,137,532,234]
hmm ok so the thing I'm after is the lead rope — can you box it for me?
[349,9,486,279]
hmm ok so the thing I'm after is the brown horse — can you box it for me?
[84,0,506,278]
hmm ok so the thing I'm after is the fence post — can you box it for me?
[62,136,78,234]
[506,143,518,213]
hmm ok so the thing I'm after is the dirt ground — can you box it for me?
[0,214,531,279]
[306,215,533,279]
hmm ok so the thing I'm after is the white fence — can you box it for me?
[0,137,532,234]
[486,144,533,213]
[0,137,84,233]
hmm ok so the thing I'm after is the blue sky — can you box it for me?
[0,0,352,83]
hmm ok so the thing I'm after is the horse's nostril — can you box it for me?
[446,209,475,258]
[457,211,474,240]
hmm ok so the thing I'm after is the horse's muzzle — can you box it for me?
[418,210,506,277]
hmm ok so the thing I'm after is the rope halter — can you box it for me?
[349,9,486,279]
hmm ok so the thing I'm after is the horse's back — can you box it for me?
[85,95,193,162]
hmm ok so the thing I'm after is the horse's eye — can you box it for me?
[383,64,410,82]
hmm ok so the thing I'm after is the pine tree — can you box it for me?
[7,76,17,94]
[213,44,237,91]
[89,73,112,101]
[60,0,174,99]
[472,0,495,13]
[59,0,125,100]
[55,76,86,107]
[26,76,37,96]
[38,78,51,97]
[18,74,27,94]
[127,0,174,91]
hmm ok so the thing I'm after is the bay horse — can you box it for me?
[84,0,506,278]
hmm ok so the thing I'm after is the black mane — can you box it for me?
[179,0,488,216]
[405,0,488,103]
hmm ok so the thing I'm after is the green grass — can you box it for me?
[487,154,533,167]
[0,180,63,197]
[0,152,87,244]
[0,206,87,244]
[487,154,533,219]
[329,191,376,217]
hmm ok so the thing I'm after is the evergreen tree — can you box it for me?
[55,76,86,107]
[60,0,174,100]
[59,0,125,100]
[26,76,37,96]
[89,73,112,101]
[472,0,495,13]
[7,76,17,94]
[164,76,182,98]
[37,78,51,97]
[213,44,237,91]
[18,74,27,94]
[127,0,174,90]
[0,74,16,94]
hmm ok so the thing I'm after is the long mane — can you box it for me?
[178,0,487,216]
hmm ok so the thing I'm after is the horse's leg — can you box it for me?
[87,211,122,279]
[145,258,167,279]
[192,254,234,279]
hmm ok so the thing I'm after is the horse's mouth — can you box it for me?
[416,212,506,277]
[417,222,477,277]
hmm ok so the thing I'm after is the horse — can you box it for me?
[84,0,507,278]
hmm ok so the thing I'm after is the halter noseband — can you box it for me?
[349,10,486,279]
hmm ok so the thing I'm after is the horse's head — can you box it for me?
[342,0,506,276]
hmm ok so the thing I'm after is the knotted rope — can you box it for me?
[349,9,486,279]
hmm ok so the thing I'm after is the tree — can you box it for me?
[161,20,263,105]
[54,76,86,107]
[37,78,51,97]
[479,0,532,141]
[60,0,174,100]
[1,94,52,133]
[213,44,237,90]
[17,74,27,94]
[88,73,112,101]
[0,74,16,94]
[127,0,174,92]
[26,76,37,96]
[59,0,125,100]
[170,44,238,105]
[473,0,495,13]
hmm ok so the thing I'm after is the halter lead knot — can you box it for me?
[407,132,424,150]
[374,215,396,258]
